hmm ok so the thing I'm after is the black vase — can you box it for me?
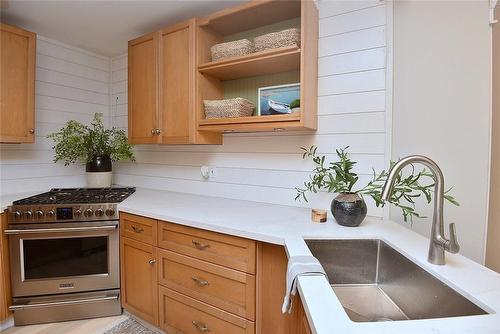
[331,193,367,227]
[85,155,112,172]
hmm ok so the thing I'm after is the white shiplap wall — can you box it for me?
[0,36,110,195]
[111,1,388,216]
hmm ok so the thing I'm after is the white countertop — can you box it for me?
[3,188,500,333]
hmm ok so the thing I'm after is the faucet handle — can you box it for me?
[445,223,460,253]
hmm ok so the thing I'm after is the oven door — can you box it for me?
[6,221,119,297]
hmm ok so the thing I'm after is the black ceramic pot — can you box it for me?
[85,155,112,173]
[331,193,367,227]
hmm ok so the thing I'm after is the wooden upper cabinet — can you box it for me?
[128,32,159,144]
[128,19,221,145]
[128,1,318,140]
[0,23,36,143]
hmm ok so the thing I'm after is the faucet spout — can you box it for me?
[380,155,459,265]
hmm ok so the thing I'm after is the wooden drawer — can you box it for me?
[120,212,157,245]
[159,286,255,334]
[158,249,255,320]
[157,221,256,274]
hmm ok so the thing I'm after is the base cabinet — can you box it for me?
[258,243,305,334]
[296,297,313,334]
[120,212,308,334]
[0,213,11,321]
[120,236,158,326]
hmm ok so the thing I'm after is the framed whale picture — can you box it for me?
[257,83,300,116]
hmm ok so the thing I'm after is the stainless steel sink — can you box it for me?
[305,239,488,322]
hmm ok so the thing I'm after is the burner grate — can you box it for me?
[13,187,136,205]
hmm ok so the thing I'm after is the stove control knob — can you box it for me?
[84,208,93,218]
[13,211,22,220]
[105,208,115,217]
[95,208,104,217]
[46,210,55,219]
[25,210,33,220]
[35,210,44,219]
[74,209,82,218]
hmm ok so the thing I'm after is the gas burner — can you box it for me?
[13,187,136,205]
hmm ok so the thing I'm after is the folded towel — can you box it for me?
[281,255,327,314]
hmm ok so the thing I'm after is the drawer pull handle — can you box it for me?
[192,321,211,332]
[131,225,144,233]
[192,240,210,250]
[149,259,156,265]
[191,276,210,286]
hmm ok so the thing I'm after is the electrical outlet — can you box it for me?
[208,166,217,179]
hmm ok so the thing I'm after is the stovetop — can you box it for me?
[8,187,136,224]
[13,187,136,205]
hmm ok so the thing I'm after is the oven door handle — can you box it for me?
[9,294,119,310]
[4,224,118,235]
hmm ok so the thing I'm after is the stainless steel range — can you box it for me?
[5,187,135,325]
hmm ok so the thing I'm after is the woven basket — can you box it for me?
[254,28,301,52]
[204,98,255,119]
[211,39,254,62]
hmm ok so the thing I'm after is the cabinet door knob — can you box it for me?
[192,240,210,250]
[192,321,210,332]
[149,259,156,265]
[155,129,161,135]
[28,128,35,134]
[151,129,156,135]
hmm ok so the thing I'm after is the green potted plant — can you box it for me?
[48,113,135,187]
[296,146,459,227]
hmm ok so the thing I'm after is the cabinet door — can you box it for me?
[0,23,35,143]
[128,32,159,144]
[120,237,158,325]
[158,20,192,144]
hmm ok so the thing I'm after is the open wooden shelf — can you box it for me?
[199,113,301,126]
[198,46,300,81]
[198,114,304,132]
[196,0,318,135]
[198,0,301,35]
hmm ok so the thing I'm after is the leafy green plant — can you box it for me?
[47,113,135,166]
[295,146,459,222]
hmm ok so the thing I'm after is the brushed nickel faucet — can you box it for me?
[381,155,460,265]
